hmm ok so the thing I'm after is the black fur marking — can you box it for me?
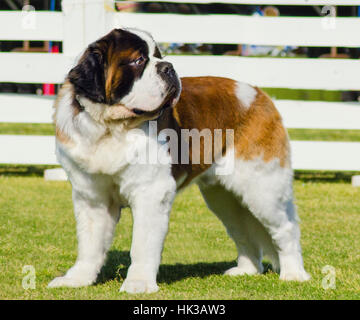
[109,30,149,104]
[73,96,85,113]
[67,28,149,105]
[132,108,146,115]
[154,45,162,59]
[68,45,106,104]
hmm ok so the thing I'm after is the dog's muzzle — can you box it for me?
[156,61,179,88]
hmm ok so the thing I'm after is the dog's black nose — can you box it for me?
[157,61,175,76]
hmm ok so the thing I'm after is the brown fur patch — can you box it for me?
[235,88,290,167]
[105,48,142,102]
[157,77,290,188]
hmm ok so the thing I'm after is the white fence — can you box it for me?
[0,0,360,171]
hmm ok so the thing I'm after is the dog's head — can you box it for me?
[67,28,181,119]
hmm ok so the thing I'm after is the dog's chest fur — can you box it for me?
[55,104,174,209]
[55,86,169,176]
[57,121,171,178]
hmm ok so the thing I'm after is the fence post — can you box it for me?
[83,0,111,46]
[61,0,85,57]
[62,0,111,57]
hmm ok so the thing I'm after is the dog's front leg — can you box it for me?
[120,179,176,294]
[48,188,120,288]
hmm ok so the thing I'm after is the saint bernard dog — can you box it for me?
[48,28,310,293]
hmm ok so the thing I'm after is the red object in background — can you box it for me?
[43,45,59,96]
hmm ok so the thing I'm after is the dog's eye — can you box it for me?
[130,56,145,66]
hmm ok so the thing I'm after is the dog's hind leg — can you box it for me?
[198,179,269,276]
[216,157,310,281]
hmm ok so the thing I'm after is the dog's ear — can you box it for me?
[68,44,106,104]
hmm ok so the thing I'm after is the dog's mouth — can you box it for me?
[132,86,179,117]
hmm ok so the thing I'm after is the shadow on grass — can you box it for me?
[97,250,275,285]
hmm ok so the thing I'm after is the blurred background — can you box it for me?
[1,0,359,100]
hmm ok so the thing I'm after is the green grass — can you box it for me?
[0,176,359,300]
[263,88,342,102]
[1,123,360,143]
[0,123,55,136]
[287,129,360,142]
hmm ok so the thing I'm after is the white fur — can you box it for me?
[49,109,177,292]
[120,57,167,112]
[235,82,257,109]
[120,28,180,112]
[198,152,310,281]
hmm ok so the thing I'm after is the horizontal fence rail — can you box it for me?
[276,101,360,130]
[0,53,74,83]
[166,56,360,90]
[2,94,360,130]
[1,53,359,91]
[0,135,58,165]
[112,13,360,47]
[0,11,63,41]
[0,94,54,123]
[1,134,359,171]
[291,141,360,171]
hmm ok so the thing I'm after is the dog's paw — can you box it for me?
[48,263,99,288]
[224,265,261,276]
[280,269,311,282]
[48,275,94,288]
[120,278,159,294]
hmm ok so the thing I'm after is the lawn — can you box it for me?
[0,173,359,300]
